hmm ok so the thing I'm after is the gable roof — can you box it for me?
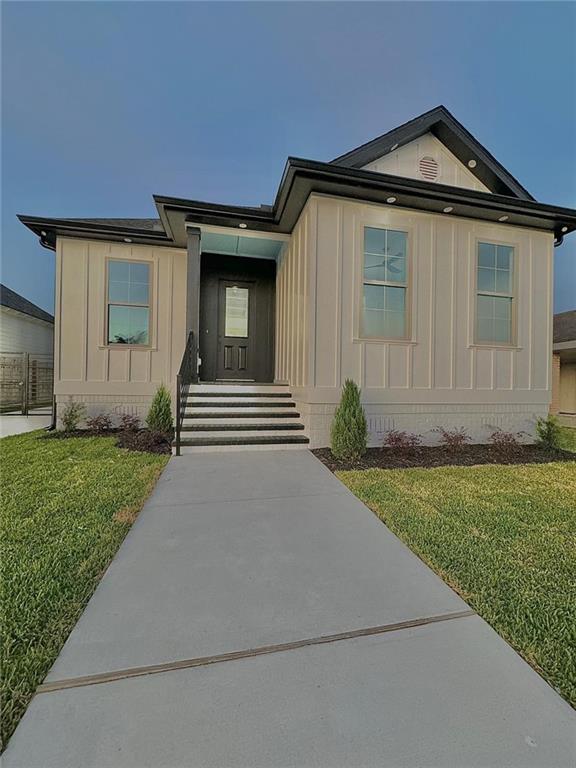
[330,105,535,201]
[0,283,54,324]
[554,310,576,344]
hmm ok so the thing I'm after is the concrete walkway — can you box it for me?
[0,412,51,437]
[5,451,575,767]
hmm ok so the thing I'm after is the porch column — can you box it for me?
[186,226,201,338]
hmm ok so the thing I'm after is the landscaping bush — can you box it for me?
[536,415,562,450]
[433,426,471,451]
[146,384,173,436]
[60,399,86,432]
[488,428,524,456]
[116,429,172,455]
[383,429,422,451]
[119,413,140,432]
[330,379,367,461]
[85,413,113,434]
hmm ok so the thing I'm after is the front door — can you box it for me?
[199,253,275,382]
[217,280,255,380]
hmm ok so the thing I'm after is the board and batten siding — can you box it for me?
[55,237,187,421]
[277,194,554,447]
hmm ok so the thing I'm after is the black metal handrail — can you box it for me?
[175,331,198,455]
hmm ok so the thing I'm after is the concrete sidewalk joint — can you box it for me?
[37,609,476,694]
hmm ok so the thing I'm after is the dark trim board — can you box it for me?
[198,253,276,383]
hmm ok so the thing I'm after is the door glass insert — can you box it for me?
[224,286,249,338]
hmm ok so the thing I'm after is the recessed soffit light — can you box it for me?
[498,215,509,222]
[390,143,399,151]
[40,230,47,237]
[443,206,454,214]
[468,160,477,169]
[386,196,397,204]
[561,226,568,233]
[124,238,132,243]
[239,223,247,229]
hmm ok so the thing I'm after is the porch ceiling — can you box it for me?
[201,232,284,260]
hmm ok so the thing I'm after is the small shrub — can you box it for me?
[60,399,86,432]
[433,426,471,452]
[146,384,173,436]
[488,429,524,454]
[536,415,562,450]
[117,429,172,455]
[330,379,368,461]
[119,413,140,432]
[86,413,113,434]
[383,430,422,451]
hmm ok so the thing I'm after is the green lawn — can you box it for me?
[338,461,576,707]
[559,425,576,453]
[0,431,169,749]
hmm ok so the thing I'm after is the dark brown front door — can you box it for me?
[217,279,254,380]
[199,254,275,382]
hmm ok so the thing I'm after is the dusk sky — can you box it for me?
[2,1,575,314]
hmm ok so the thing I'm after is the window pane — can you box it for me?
[385,255,406,283]
[494,296,512,319]
[495,269,511,294]
[364,227,386,255]
[225,286,249,338]
[496,246,513,271]
[476,294,493,319]
[128,282,149,305]
[109,281,130,303]
[364,253,387,282]
[363,285,406,337]
[386,230,407,258]
[478,242,496,268]
[477,318,493,342]
[108,261,130,282]
[477,268,495,293]
[108,306,149,345]
[494,317,512,343]
[129,262,150,284]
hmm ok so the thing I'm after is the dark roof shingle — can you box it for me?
[554,310,576,343]
[0,284,54,324]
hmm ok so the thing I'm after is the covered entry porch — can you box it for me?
[186,226,288,384]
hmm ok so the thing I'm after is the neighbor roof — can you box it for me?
[18,106,576,250]
[0,283,54,324]
[554,310,576,344]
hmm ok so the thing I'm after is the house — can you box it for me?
[0,283,54,413]
[551,310,576,426]
[18,106,576,450]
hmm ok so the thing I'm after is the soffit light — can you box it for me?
[468,160,477,168]
[561,226,568,233]
[386,196,397,204]
[390,143,399,151]
[40,230,47,236]
[124,238,132,243]
[443,206,454,214]
[239,223,247,229]
[498,216,509,222]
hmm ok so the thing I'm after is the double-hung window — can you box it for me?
[476,242,514,345]
[362,227,408,339]
[107,260,151,345]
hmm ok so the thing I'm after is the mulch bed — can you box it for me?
[313,444,576,472]
[43,428,172,454]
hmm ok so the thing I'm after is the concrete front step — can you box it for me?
[181,423,305,432]
[176,435,310,448]
[177,442,308,453]
[183,410,301,419]
[187,383,290,394]
[186,400,296,408]
[178,430,309,440]
[186,391,291,399]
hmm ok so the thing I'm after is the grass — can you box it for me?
[338,461,576,707]
[0,431,169,749]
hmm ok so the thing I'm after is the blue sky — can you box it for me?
[2,1,575,314]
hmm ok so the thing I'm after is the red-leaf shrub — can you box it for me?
[433,426,471,451]
[119,413,140,432]
[383,430,422,451]
[85,413,113,434]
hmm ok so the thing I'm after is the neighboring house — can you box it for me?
[19,106,576,449]
[0,283,54,412]
[552,310,576,426]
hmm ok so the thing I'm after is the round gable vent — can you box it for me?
[419,156,439,181]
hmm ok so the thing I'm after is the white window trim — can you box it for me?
[104,256,155,349]
[472,236,519,349]
[355,219,414,343]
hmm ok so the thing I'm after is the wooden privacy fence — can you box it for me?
[0,352,54,414]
